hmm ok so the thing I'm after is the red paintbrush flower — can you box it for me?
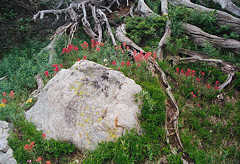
[112,60,117,66]
[1,98,7,104]
[9,90,14,98]
[121,61,125,67]
[2,92,6,97]
[44,71,49,77]
[83,56,87,60]
[126,61,131,67]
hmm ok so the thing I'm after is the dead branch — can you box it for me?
[136,0,157,17]
[116,24,145,52]
[156,0,171,61]
[182,23,240,53]
[213,0,240,17]
[0,76,7,81]
[97,9,117,46]
[169,0,240,34]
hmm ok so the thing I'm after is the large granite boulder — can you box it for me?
[25,60,142,150]
[0,121,17,164]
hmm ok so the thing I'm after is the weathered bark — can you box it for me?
[169,0,240,34]
[213,0,240,17]
[156,0,171,61]
[182,23,240,53]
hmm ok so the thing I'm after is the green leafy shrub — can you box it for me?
[125,16,167,51]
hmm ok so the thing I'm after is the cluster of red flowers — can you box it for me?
[62,44,79,54]
[44,64,64,78]
[111,60,131,68]
[24,141,35,151]
[133,50,157,63]
[1,91,14,104]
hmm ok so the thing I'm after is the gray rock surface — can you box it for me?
[0,121,17,164]
[25,60,142,150]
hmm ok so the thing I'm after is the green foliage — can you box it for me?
[125,16,167,51]
[8,119,76,163]
[0,40,48,93]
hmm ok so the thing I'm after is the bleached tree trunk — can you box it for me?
[213,0,240,17]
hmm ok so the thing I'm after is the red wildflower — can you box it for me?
[81,41,88,49]
[52,65,59,72]
[95,41,99,46]
[52,64,58,67]
[126,46,129,50]
[30,141,35,146]
[46,161,51,164]
[185,71,190,77]
[83,56,87,60]
[9,90,14,98]
[137,63,141,67]
[68,44,74,50]
[77,58,81,61]
[206,84,211,89]
[134,53,144,63]
[99,42,104,47]
[201,71,205,76]
[126,61,131,67]
[2,92,6,97]
[191,70,196,77]
[121,61,125,67]
[215,81,219,85]
[42,133,46,139]
[91,39,96,48]
[133,50,137,56]
[187,68,191,73]
[144,52,152,60]
[36,157,42,162]
[153,52,157,59]
[112,60,117,66]
[196,78,200,82]
[118,67,120,71]
[44,71,49,77]
[73,46,79,51]
[191,92,197,98]
[1,98,7,104]
[176,67,179,73]
[180,69,184,74]
[96,47,100,52]
[215,86,219,90]
[59,64,63,68]
[123,42,126,48]
[62,48,67,54]
[24,144,30,150]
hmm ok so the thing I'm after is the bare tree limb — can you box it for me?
[182,23,240,53]
[169,0,240,34]
[213,0,240,17]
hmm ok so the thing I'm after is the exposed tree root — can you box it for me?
[30,74,44,98]
[156,0,171,61]
[178,48,236,91]
[0,76,7,81]
[213,0,240,17]
[169,0,240,34]
[182,23,240,53]
[116,23,194,164]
